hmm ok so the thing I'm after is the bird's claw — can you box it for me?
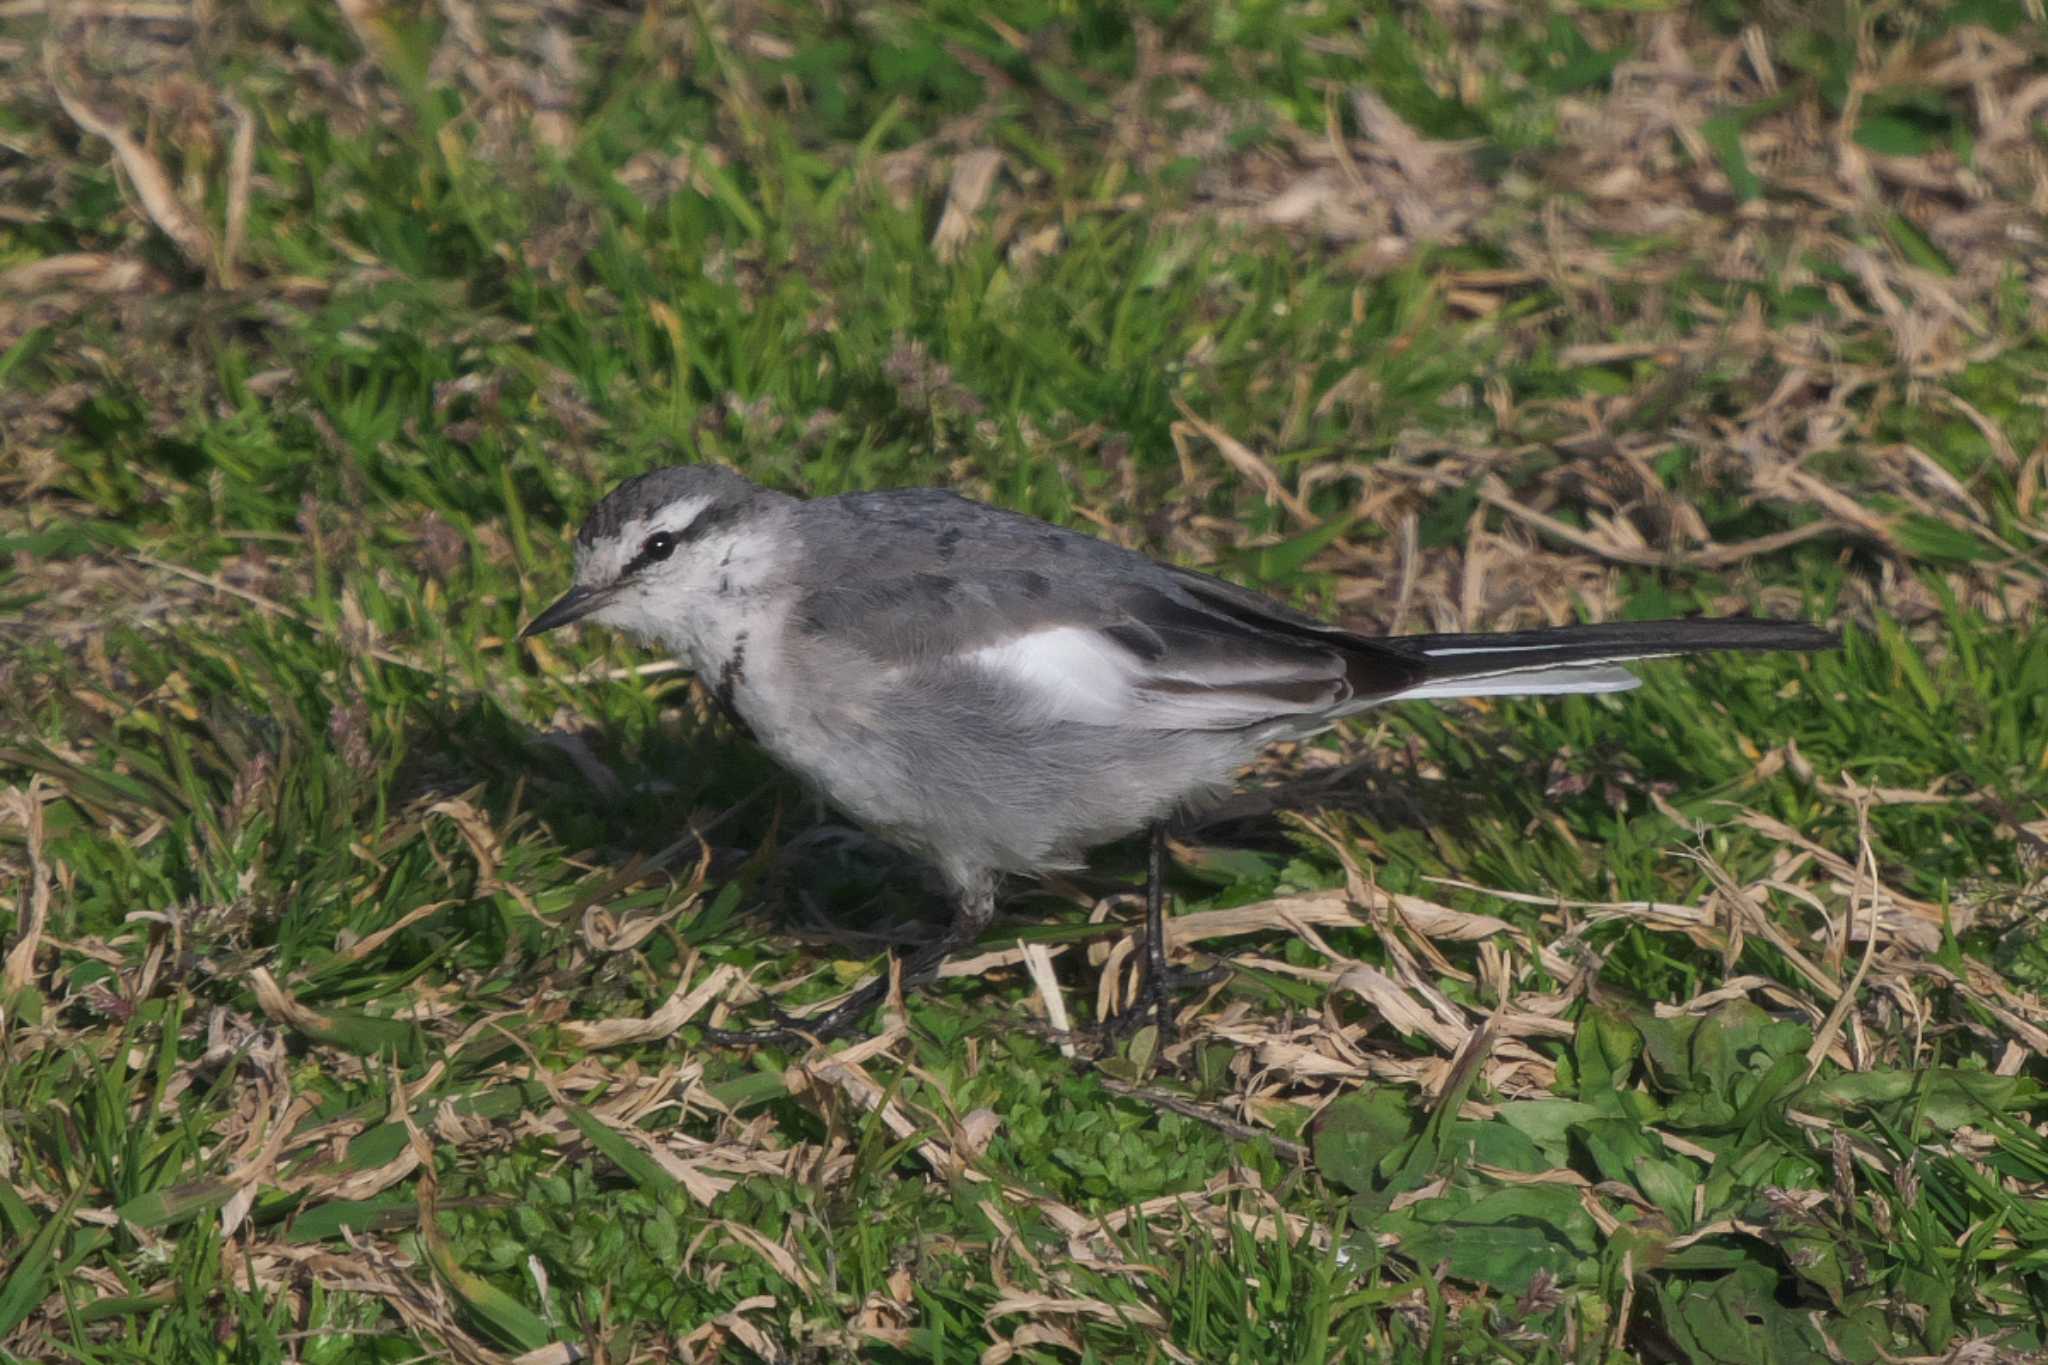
[1102,959,1229,1047]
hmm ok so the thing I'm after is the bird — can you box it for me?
[521,464,1838,1041]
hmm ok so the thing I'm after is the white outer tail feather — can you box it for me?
[1389,661,1646,702]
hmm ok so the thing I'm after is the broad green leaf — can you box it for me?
[1573,1117,1659,1187]
[1313,1089,1416,1195]
[1730,1054,1809,1142]
[1636,1013,1697,1090]
[1777,1229,1847,1309]
[1390,1184,1599,1293]
[1688,1000,1772,1091]
[1657,1262,1832,1364]
[1497,1099,1606,1154]
[1797,1068,2032,1134]
[1574,1003,1644,1096]
[1633,1155,1699,1227]
[1446,1117,1547,1174]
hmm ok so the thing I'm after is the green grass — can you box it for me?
[5,1,2048,1360]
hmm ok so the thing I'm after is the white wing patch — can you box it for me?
[964,626,1344,730]
[965,627,1138,725]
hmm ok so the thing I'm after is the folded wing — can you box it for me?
[797,567,1420,732]
[795,555,1836,736]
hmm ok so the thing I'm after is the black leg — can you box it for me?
[1145,821,1173,1035]
[1108,823,1227,1044]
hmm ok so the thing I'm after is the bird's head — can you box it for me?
[521,464,781,644]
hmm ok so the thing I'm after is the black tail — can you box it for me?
[1373,616,1838,703]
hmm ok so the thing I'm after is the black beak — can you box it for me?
[521,584,613,639]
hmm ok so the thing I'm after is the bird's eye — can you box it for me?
[641,531,676,562]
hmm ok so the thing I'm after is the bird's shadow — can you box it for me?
[396,688,951,953]
[395,690,1568,963]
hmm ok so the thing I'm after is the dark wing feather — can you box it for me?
[788,491,1835,732]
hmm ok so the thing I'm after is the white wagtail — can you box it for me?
[523,465,1838,1039]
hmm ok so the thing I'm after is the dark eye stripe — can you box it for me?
[619,500,747,579]
[621,534,677,580]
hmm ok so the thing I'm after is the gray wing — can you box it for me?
[789,492,1425,731]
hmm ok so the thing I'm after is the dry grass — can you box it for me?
[4,2,2048,1360]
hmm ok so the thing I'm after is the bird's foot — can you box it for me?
[1102,959,1230,1047]
[697,1007,865,1048]
[696,944,954,1048]
[697,979,894,1047]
